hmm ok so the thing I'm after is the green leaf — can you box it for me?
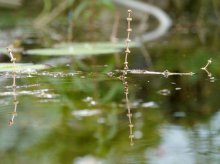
[25,47,121,56]
[0,63,49,72]
[54,41,140,49]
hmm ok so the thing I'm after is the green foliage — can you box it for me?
[97,0,114,10]
[73,0,114,22]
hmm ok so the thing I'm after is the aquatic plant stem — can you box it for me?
[201,58,214,80]
[113,0,172,42]
[117,11,194,78]
[124,9,132,71]
[125,81,134,146]
[9,89,18,126]
[125,69,194,77]
[7,47,17,86]
[122,10,134,146]
[201,58,212,70]
[7,47,19,126]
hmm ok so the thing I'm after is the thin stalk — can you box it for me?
[122,10,134,146]
[7,47,19,126]
[124,9,132,71]
[201,59,214,81]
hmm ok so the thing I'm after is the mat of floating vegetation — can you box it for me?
[0,63,49,72]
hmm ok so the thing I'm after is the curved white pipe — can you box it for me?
[113,0,172,42]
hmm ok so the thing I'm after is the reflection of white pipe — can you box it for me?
[113,0,172,42]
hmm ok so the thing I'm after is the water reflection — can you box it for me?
[0,47,218,163]
[7,47,19,126]
[145,110,220,164]
[121,9,135,146]
[8,72,19,126]
[0,60,218,163]
[157,89,171,96]
[121,74,134,146]
[201,59,215,82]
[145,125,195,164]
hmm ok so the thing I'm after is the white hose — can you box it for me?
[113,0,172,42]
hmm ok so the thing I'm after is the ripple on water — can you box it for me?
[141,101,159,108]
[157,89,171,96]
[72,109,101,117]
[74,155,104,164]
[5,84,40,89]
[0,99,10,106]
[83,97,97,106]
[0,89,59,99]
[37,71,81,77]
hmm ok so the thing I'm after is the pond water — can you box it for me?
[0,42,219,164]
[1,7,220,162]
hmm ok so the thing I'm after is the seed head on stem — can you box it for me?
[124,9,132,71]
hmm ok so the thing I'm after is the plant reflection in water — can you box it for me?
[120,9,196,146]
[201,58,215,82]
[120,73,134,146]
[121,9,135,146]
[9,71,19,126]
[7,46,19,126]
